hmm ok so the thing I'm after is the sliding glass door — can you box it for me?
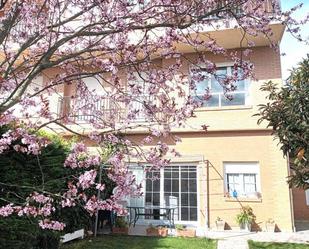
[130,164,198,223]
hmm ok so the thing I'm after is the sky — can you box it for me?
[280,0,309,80]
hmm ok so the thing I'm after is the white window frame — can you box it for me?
[223,162,261,198]
[162,165,198,223]
[129,164,200,225]
[190,62,251,108]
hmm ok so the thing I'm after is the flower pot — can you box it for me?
[112,227,129,235]
[215,220,225,231]
[176,229,196,238]
[239,222,251,231]
[266,222,276,232]
[146,227,168,237]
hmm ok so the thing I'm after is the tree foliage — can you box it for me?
[0,128,91,248]
[257,55,309,189]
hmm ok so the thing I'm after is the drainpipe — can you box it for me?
[94,165,103,237]
[206,160,210,229]
[287,154,296,232]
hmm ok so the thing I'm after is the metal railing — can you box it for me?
[57,95,157,124]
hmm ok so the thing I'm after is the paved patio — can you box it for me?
[97,224,309,249]
[208,230,309,249]
[204,230,309,244]
[125,225,309,249]
[126,225,309,243]
[217,239,248,249]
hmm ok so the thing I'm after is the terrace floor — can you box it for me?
[96,224,309,244]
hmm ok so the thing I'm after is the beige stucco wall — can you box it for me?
[125,130,293,232]
[166,131,293,232]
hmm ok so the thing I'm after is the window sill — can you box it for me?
[195,105,253,112]
[224,197,262,203]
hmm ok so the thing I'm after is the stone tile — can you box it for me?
[217,239,248,249]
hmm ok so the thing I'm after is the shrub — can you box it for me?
[236,206,256,225]
[175,224,186,230]
[114,217,128,228]
[0,130,90,249]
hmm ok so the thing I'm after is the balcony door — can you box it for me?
[129,164,198,224]
[69,77,119,123]
[127,72,153,122]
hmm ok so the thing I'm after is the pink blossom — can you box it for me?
[30,192,52,204]
[142,136,153,144]
[96,183,105,191]
[39,220,66,231]
[0,204,14,217]
[64,143,101,169]
[78,170,97,190]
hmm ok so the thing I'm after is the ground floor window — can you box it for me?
[130,165,198,222]
[224,162,261,198]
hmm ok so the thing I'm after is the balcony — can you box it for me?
[57,95,157,126]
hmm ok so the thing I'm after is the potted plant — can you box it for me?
[112,217,129,235]
[236,206,255,232]
[265,218,276,232]
[146,224,168,237]
[215,217,225,231]
[175,224,196,237]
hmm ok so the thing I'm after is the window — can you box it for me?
[72,77,117,123]
[164,166,197,222]
[224,162,260,198]
[145,170,161,206]
[193,65,249,107]
[145,170,161,219]
[130,165,198,222]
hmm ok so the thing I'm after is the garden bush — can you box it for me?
[0,129,91,249]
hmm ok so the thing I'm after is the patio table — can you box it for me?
[127,206,177,228]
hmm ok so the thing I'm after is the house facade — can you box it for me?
[30,3,309,234]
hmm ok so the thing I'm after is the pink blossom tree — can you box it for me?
[0,0,307,230]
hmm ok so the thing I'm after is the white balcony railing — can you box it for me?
[57,95,157,125]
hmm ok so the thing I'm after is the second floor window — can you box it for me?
[193,65,249,108]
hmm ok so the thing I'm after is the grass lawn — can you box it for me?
[249,241,309,249]
[61,235,217,249]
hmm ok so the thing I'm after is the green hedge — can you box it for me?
[0,130,91,249]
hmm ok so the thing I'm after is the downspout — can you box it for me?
[94,164,103,237]
[287,154,296,232]
[206,160,210,229]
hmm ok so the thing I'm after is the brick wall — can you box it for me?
[292,188,309,220]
